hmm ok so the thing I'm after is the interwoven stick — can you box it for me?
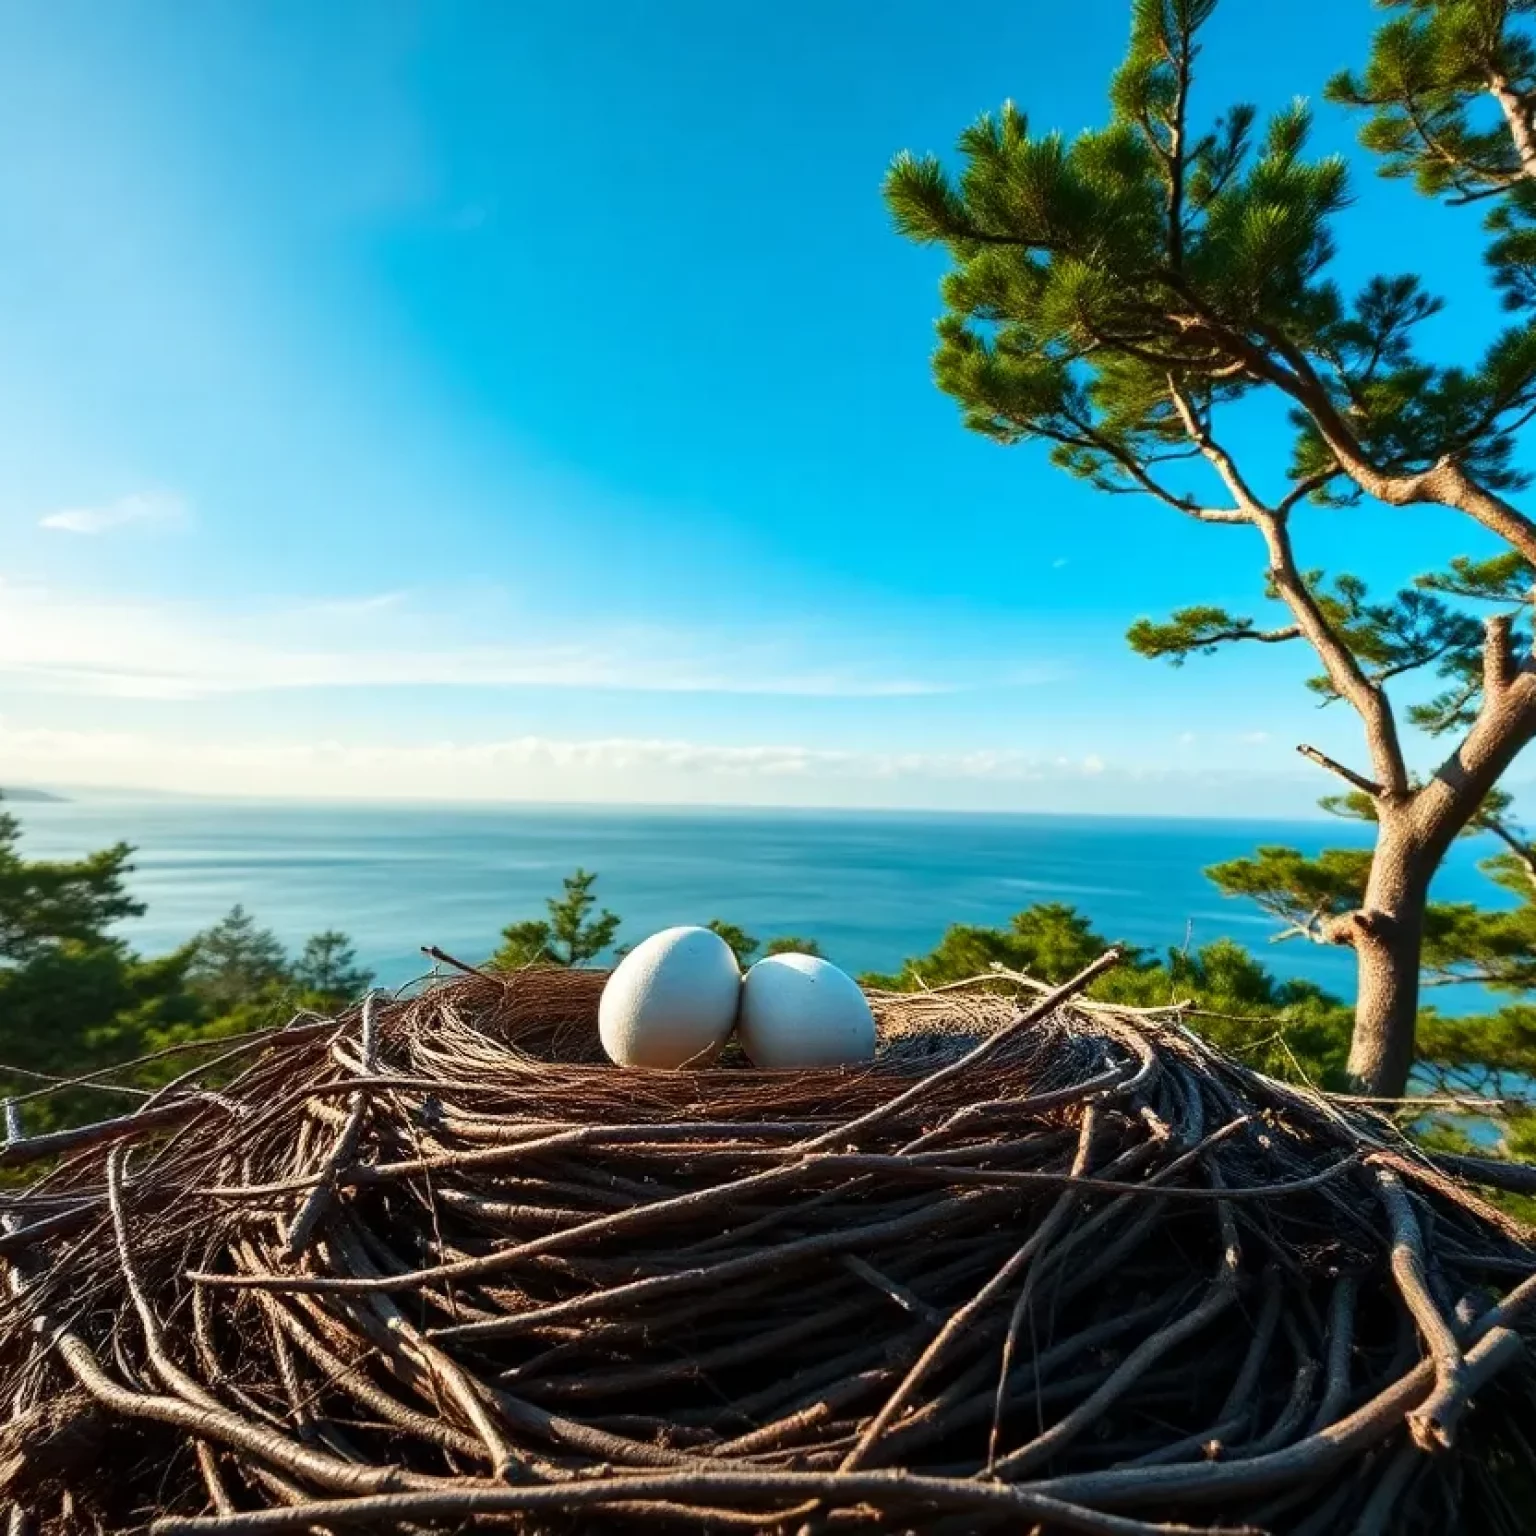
[0,965,1530,1536]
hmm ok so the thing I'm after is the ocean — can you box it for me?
[8,796,1515,1008]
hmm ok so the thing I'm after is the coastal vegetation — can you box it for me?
[0,802,375,1132]
[4,797,1532,1196]
[884,0,1536,1098]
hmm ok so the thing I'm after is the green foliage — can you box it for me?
[863,901,1352,1085]
[1417,549,1535,604]
[885,4,1354,467]
[1132,565,1498,732]
[492,869,620,969]
[1422,844,1536,989]
[186,905,291,1013]
[706,920,759,967]
[702,926,823,966]
[765,935,823,958]
[0,810,202,1130]
[1127,606,1298,663]
[493,921,562,969]
[1326,2,1536,200]
[1205,845,1373,938]
[861,902,1140,989]
[1418,1001,1536,1098]
[888,0,1536,776]
[0,810,143,961]
[292,931,373,1008]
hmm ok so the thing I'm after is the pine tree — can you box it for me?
[292,931,374,1007]
[0,805,200,1126]
[764,935,823,959]
[700,923,827,966]
[862,901,1352,1083]
[492,869,620,969]
[185,905,290,1012]
[0,808,142,960]
[887,0,1536,1094]
[706,920,759,967]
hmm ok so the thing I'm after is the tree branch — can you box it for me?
[1411,674,1536,863]
[1271,905,1334,946]
[1421,969,1505,987]
[1254,323,1536,566]
[1481,815,1536,891]
[1034,416,1251,526]
[1483,613,1516,702]
[1486,71,1536,180]
[1166,377,1267,516]
[1156,295,1536,568]
[1402,89,1519,199]
[1154,366,1412,796]
[1206,625,1302,647]
[1276,471,1342,516]
[1296,745,1385,799]
[1259,514,1410,796]
[1370,639,1461,687]
[1165,17,1192,270]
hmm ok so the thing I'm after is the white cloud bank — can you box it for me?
[0,718,1324,814]
[38,492,189,536]
[0,578,975,700]
[0,719,1106,797]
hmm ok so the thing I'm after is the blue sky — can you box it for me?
[1,0,1529,814]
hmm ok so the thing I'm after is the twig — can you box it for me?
[0,1100,216,1170]
[280,1002,381,1261]
[421,946,490,977]
[1374,1167,1470,1451]
[1296,744,1384,797]
[796,950,1123,1154]
[142,1470,1260,1535]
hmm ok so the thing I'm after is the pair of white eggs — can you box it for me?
[597,925,876,1071]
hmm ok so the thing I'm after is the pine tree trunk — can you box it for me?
[1344,824,1429,1098]
[1346,915,1423,1097]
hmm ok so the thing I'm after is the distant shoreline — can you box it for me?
[9,785,1351,826]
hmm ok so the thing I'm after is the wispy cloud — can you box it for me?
[301,592,409,618]
[0,579,996,700]
[39,491,189,536]
[0,717,1122,803]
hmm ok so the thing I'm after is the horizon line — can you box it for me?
[4,780,1378,827]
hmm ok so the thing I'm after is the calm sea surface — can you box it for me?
[11,796,1517,1009]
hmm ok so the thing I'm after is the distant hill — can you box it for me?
[0,787,67,803]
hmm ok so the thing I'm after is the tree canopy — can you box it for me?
[492,868,621,969]
[885,0,1536,1095]
[0,806,375,1133]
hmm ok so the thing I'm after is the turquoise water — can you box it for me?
[10,796,1517,1008]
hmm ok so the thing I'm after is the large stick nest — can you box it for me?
[0,961,1534,1535]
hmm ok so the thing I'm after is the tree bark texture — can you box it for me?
[1343,822,1430,1098]
[1345,681,1536,1097]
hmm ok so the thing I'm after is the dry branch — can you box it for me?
[0,963,1529,1535]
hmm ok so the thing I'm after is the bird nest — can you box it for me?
[0,959,1534,1536]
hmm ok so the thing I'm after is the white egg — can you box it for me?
[737,953,876,1070]
[598,926,742,1069]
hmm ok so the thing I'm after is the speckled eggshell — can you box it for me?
[598,926,742,1069]
[737,953,876,1070]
